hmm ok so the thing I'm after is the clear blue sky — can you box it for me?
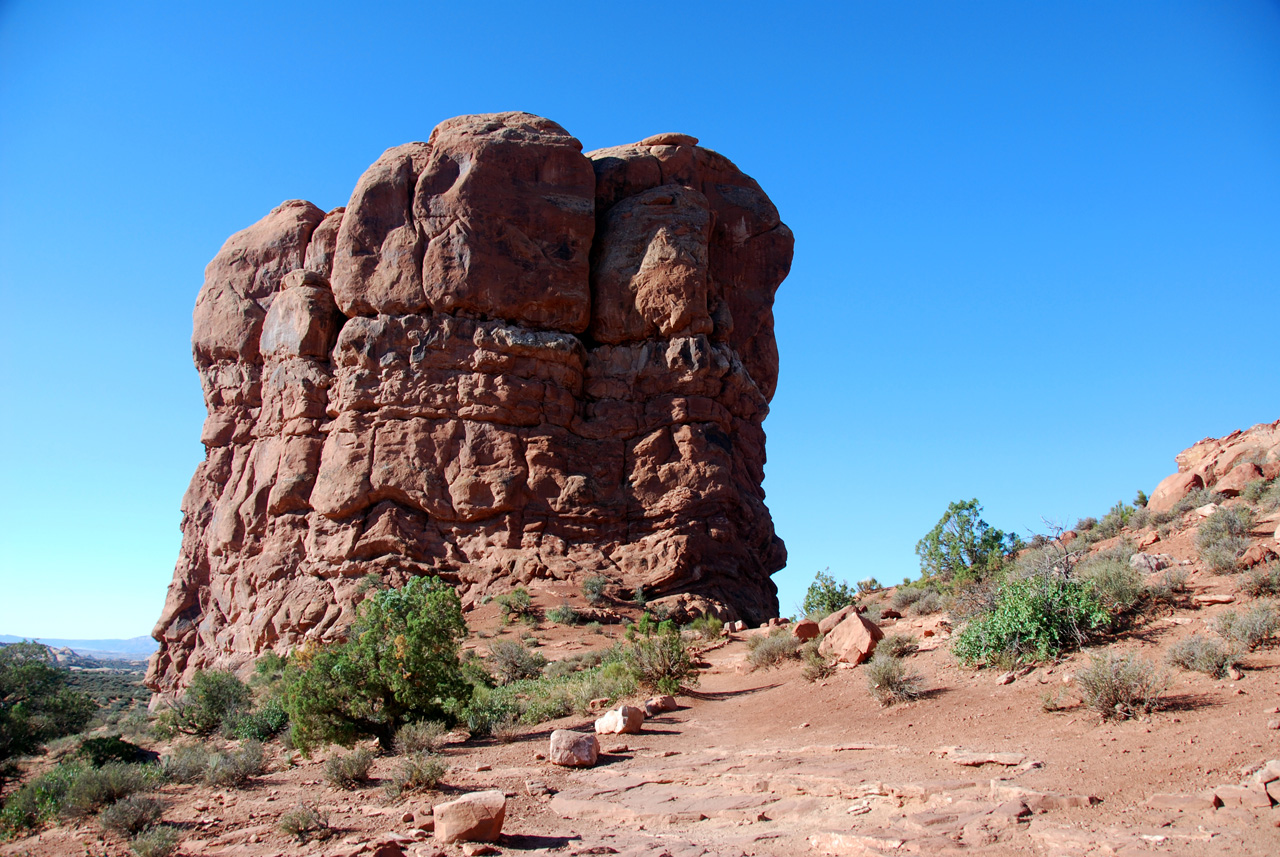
[2,1,1277,638]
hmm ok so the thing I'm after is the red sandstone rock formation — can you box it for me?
[1148,420,1280,513]
[147,113,792,695]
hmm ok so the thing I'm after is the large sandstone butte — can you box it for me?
[147,113,792,695]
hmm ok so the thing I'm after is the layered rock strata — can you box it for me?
[147,113,792,694]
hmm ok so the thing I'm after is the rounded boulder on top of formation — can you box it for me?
[148,112,793,697]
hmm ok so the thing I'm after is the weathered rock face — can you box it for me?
[1148,421,1280,513]
[147,113,792,695]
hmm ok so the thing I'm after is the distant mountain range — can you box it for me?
[0,634,157,661]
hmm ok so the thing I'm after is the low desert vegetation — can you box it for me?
[129,824,179,857]
[1196,506,1254,574]
[546,600,583,626]
[1167,634,1237,678]
[324,747,374,790]
[278,803,332,844]
[495,587,538,624]
[1076,651,1167,720]
[393,720,447,755]
[953,571,1109,667]
[878,633,919,659]
[746,628,799,669]
[1240,562,1280,598]
[384,751,447,799]
[159,741,264,787]
[581,575,611,605]
[487,639,548,685]
[865,653,923,705]
[1214,602,1280,652]
[800,640,834,682]
[1241,477,1280,511]
[0,642,95,788]
[0,760,163,837]
[98,793,165,837]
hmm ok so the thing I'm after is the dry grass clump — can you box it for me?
[746,628,799,669]
[393,720,447,755]
[383,752,447,800]
[278,804,332,843]
[1240,563,1280,599]
[865,653,924,706]
[1214,603,1280,652]
[1076,651,1167,720]
[488,639,548,685]
[1167,634,1236,678]
[878,633,919,658]
[799,640,834,682]
[203,741,265,788]
[1195,506,1254,574]
[323,747,374,790]
[98,794,165,836]
[129,825,179,857]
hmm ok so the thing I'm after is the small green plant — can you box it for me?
[324,747,374,790]
[582,575,610,605]
[203,741,265,788]
[802,569,858,617]
[953,574,1109,665]
[1134,489,1149,508]
[1241,563,1280,599]
[746,628,799,669]
[879,633,919,659]
[383,752,447,799]
[98,794,165,837]
[1076,651,1167,720]
[278,804,332,843]
[129,825,180,857]
[1040,689,1066,712]
[393,720,448,755]
[857,577,882,595]
[1214,603,1280,652]
[633,585,648,608]
[495,587,538,624]
[1195,506,1254,574]
[585,621,604,634]
[225,696,289,741]
[487,639,548,685]
[865,653,924,706]
[1168,634,1236,678]
[546,600,582,626]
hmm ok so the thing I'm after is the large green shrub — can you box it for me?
[915,499,1021,584]
[953,575,1109,665]
[0,642,95,776]
[168,670,251,736]
[283,576,470,752]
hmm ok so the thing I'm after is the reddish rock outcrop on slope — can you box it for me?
[1148,420,1280,512]
[147,113,792,695]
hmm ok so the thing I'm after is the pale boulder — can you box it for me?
[433,790,505,843]
[818,611,884,665]
[549,730,599,767]
[595,705,644,735]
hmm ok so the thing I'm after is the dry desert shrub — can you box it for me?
[1214,603,1280,652]
[865,653,924,706]
[129,825,179,857]
[324,747,374,790]
[383,752,447,800]
[393,720,448,755]
[1240,563,1280,599]
[99,794,165,837]
[746,628,799,669]
[1195,506,1254,574]
[799,640,834,682]
[488,639,548,685]
[878,633,919,659]
[1167,634,1236,678]
[278,804,331,843]
[203,741,265,788]
[1076,651,1167,720]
